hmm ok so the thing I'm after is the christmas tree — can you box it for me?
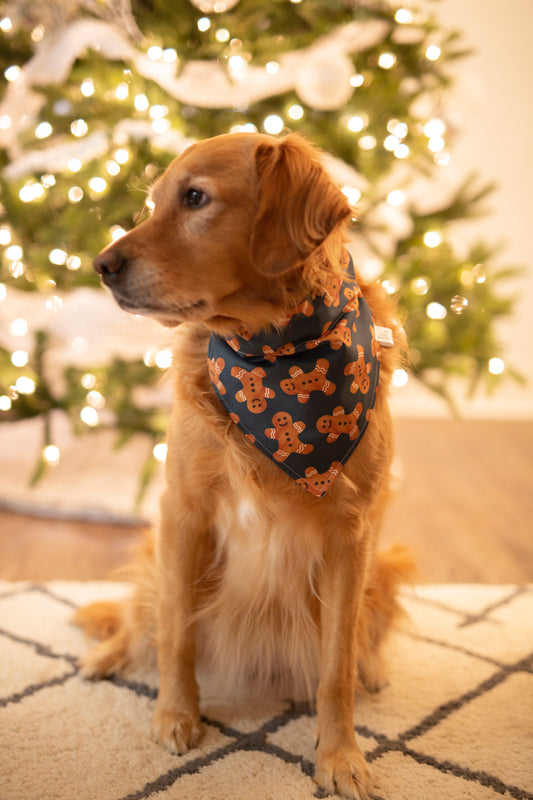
[0,0,519,483]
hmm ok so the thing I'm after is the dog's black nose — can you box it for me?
[93,249,126,280]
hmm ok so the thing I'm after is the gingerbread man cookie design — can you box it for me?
[262,342,296,363]
[306,319,352,351]
[296,462,343,497]
[317,403,363,442]
[208,357,226,394]
[344,344,372,395]
[280,358,336,403]
[265,412,313,462]
[231,366,275,414]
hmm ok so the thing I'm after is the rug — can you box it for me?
[0,581,531,800]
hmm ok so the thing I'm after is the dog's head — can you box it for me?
[94,132,351,335]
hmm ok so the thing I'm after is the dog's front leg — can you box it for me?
[314,520,371,800]
[152,490,205,754]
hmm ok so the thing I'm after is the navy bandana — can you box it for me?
[207,251,381,498]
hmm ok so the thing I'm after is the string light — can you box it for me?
[81,374,96,390]
[0,396,11,411]
[426,45,441,61]
[66,255,81,270]
[266,61,279,75]
[87,390,105,409]
[11,350,28,367]
[426,302,447,320]
[197,17,210,32]
[392,368,409,387]
[11,318,28,336]
[68,186,84,203]
[155,348,173,369]
[147,46,163,61]
[424,231,441,248]
[347,115,365,133]
[5,245,22,261]
[15,376,36,394]
[359,135,377,150]
[411,277,430,295]
[80,406,99,426]
[0,114,11,129]
[263,114,283,135]
[35,122,53,139]
[49,248,68,265]
[216,28,230,42]
[114,148,130,164]
[387,190,405,207]
[349,74,364,88]
[488,357,505,375]
[43,445,60,464]
[378,53,397,70]
[0,228,11,245]
[88,177,107,193]
[394,143,410,159]
[288,104,304,120]
[0,17,13,32]
[70,119,88,137]
[80,79,94,97]
[68,158,82,172]
[395,8,414,24]
[341,186,361,205]
[5,65,21,82]
[153,443,167,462]
[163,49,177,63]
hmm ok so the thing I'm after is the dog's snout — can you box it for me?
[93,249,126,281]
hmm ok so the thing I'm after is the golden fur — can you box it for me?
[76,132,413,800]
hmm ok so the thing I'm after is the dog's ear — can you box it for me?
[250,134,351,276]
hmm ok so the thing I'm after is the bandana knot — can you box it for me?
[207,252,380,497]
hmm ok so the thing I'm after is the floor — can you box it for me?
[0,419,532,584]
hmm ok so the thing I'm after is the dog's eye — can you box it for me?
[183,187,210,209]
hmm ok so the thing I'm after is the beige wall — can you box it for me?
[426,0,533,416]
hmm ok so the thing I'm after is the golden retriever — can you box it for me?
[75,131,412,800]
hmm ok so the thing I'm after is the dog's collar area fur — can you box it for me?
[207,251,380,498]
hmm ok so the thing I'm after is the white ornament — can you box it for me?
[188,0,240,11]
[295,51,354,111]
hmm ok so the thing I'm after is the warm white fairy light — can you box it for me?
[11,350,28,367]
[147,46,163,61]
[5,65,21,82]
[19,182,45,202]
[163,48,177,63]
[105,160,120,176]
[359,135,377,151]
[341,186,361,205]
[428,136,445,153]
[153,442,167,462]
[228,55,247,76]
[424,118,445,138]
[347,115,365,133]
[15,376,36,394]
[426,45,441,61]
[42,174,56,188]
[387,190,406,207]
[263,114,284,135]
[68,158,82,172]
[394,143,410,159]
[0,114,11,130]
[80,406,99,426]
[49,248,68,265]
[0,395,11,411]
[87,390,105,409]
[5,245,21,261]
[10,318,27,336]
[66,255,81,270]
[230,122,257,133]
[134,93,149,111]
[266,61,279,75]
[115,83,129,100]
[392,368,409,387]
[426,302,447,320]
[381,279,398,295]
[387,119,408,139]
[216,28,230,42]
[349,74,364,88]
[488,357,505,375]
[0,228,11,245]
[288,104,304,120]
[81,373,96,390]
[384,134,399,152]
[424,231,441,248]
[411,277,430,295]
[152,118,170,133]
[197,17,210,32]
[114,148,130,164]
[395,8,414,24]
[88,177,107,193]
[35,122,53,139]
[110,225,127,241]
[80,79,94,97]
[155,348,173,369]
[378,53,397,70]
[31,25,44,43]
[435,151,451,167]
[9,261,24,279]
[0,17,13,32]
[70,119,88,137]
[43,445,60,464]
[149,104,168,119]
[68,186,84,203]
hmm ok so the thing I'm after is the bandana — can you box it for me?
[207,251,381,498]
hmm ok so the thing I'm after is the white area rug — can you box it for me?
[0,581,531,800]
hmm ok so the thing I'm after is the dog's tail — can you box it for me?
[357,544,416,692]
[73,529,157,678]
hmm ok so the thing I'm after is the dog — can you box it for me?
[75,131,413,800]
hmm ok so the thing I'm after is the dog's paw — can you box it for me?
[152,705,203,755]
[77,635,128,680]
[315,744,371,800]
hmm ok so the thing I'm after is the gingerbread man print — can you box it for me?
[344,344,372,395]
[208,357,226,394]
[231,366,276,413]
[296,462,343,497]
[265,412,313,462]
[280,358,336,403]
[317,403,363,442]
